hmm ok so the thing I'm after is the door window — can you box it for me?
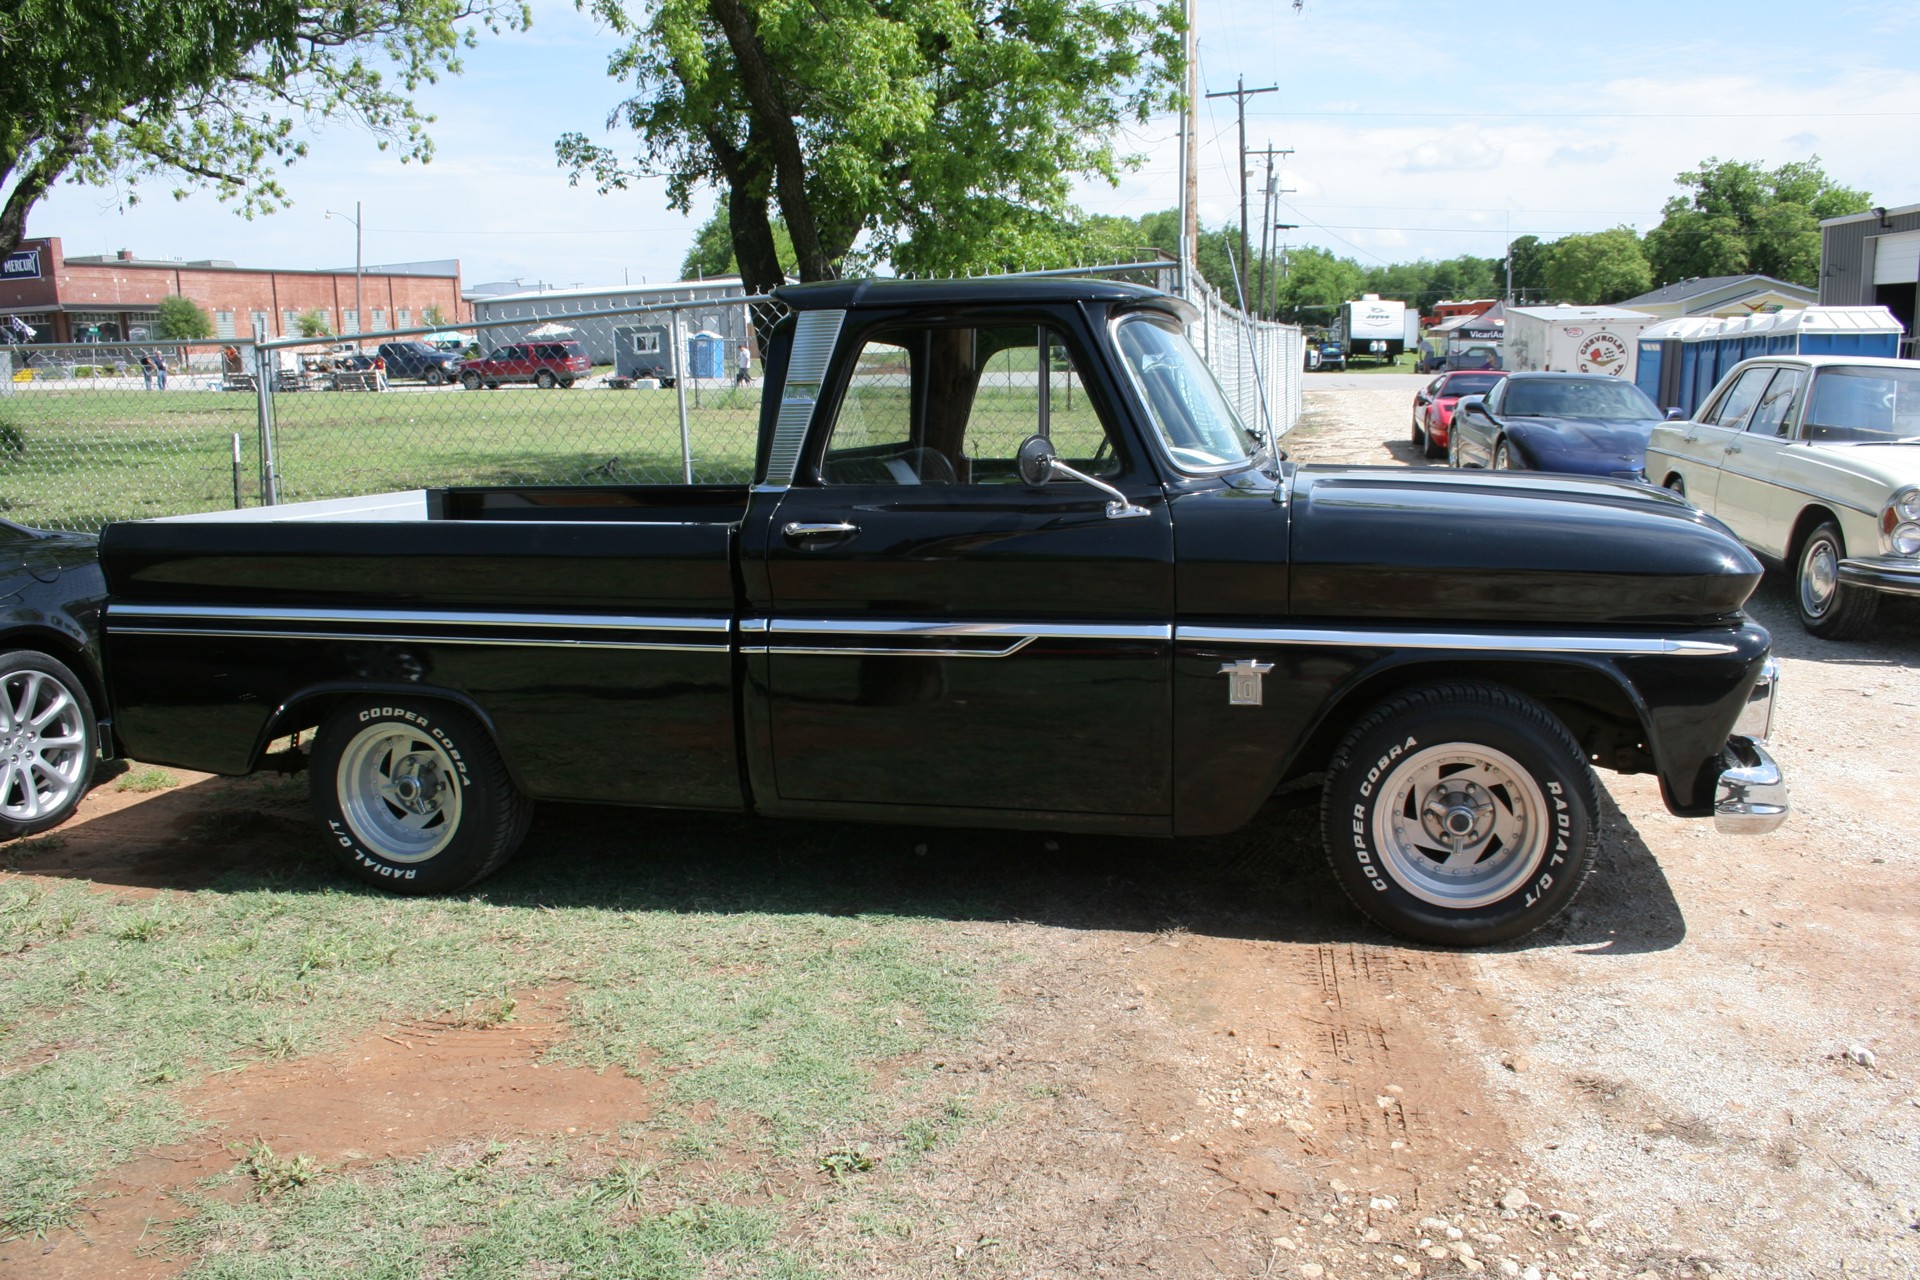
[817,325,1116,486]
[1704,367,1774,429]
[1745,369,1805,437]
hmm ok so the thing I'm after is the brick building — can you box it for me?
[0,237,465,344]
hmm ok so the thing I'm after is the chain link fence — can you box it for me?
[3,268,1302,533]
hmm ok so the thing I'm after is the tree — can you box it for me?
[157,296,213,339]
[562,0,1181,295]
[1506,234,1552,303]
[422,304,451,328]
[1543,228,1651,304]
[296,309,333,338]
[0,1,530,256]
[679,208,796,281]
[1642,157,1870,288]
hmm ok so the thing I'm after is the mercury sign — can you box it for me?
[2,249,42,281]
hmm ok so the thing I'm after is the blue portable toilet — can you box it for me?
[1781,306,1903,357]
[1637,317,1723,414]
[687,330,726,379]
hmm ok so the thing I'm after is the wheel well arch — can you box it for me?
[248,683,526,791]
[1786,503,1845,563]
[1277,656,1655,792]
[0,625,108,739]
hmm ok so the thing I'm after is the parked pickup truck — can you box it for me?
[375,341,462,385]
[97,278,1787,946]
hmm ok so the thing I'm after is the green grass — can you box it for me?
[113,767,179,793]
[0,808,1000,1269]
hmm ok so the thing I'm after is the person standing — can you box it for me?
[154,350,169,391]
[735,343,752,386]
[139,352,155,390]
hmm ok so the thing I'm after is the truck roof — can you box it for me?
[773,276,1186,314]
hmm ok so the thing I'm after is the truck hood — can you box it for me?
[1287,467,1761,624]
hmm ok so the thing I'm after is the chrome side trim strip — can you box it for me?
[739,618,1171,658]
[1177,625,1740,656]
[762,309,845,489]
[107,604,731,633]
[104,626,723,653]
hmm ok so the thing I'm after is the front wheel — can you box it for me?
[310,698,532,894]
[1321,682,1599,946]
[1795,521,1879,640]
[1422,416,1444,459]
[461,371,481,391]
[425,367,446,386]
[0,651,98,838]
[1493,440,1518,470]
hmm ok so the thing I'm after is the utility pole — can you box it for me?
[1177,0,1198,297]
[1270,222,1299,318]
[1251,145,1294,319]
[1206,76,1277,311]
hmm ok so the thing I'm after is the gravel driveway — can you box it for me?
[1281,384,1920,1280]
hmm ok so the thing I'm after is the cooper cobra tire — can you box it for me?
[0,650,98,839]
[1794,521,1878,640]
[461,371,482,391]
[310,698,532,895]
[1320,681,1599,947]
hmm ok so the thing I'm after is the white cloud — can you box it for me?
[1397,129,1506,175]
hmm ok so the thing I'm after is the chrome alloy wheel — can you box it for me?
[336,722,463,862]
[0,667,88,826]
[1369,743,1550,909]
[1799,533,1840,619]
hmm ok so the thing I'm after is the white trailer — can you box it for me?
[1332,295,1410,364]
[1503,304,1657,381]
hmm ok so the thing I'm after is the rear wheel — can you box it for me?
[1795,521,1878,640]
[0,651,97,838]
[535,370,558,390]
[310,698,532,894]
[1321,682,1599,946]
[461,371,481,391]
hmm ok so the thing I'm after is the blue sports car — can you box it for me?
[1449,372,1666,480]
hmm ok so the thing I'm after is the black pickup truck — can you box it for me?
[97,278,1786,945]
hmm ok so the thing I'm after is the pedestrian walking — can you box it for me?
[735,343,752,386]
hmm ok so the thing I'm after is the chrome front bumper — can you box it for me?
[1839,555,1920,598]
[1715,735,1788,835]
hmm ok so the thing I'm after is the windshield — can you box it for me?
[1115,316,1261,471]
[1442,373,1503,396]
[1803,366,1920,442]
[1502,378,1659,421]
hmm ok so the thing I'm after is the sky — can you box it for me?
[25,0,1920,290]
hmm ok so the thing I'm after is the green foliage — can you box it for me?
[563,0,1182,287]
[114,766,179,793]
[295,309,333,339]
[156,295,214,339]
[1544,227,1652,305]
[1643,156,1870,288]
[679,208,796,281]
[1507,234,1551,304]
[421,303,450,328]
[0,1,532,253]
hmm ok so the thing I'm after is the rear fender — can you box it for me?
[250,682,525,792]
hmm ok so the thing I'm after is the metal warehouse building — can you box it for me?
[1819,203,1920,359]
[466,278,757,368]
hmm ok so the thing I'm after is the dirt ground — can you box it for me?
[8,383,1919,1279]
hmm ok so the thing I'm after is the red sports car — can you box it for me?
[1411,369,1507,458]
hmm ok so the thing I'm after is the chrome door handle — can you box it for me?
[782,521,859,542]
[1726,443,1742,454]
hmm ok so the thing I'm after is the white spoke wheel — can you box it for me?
[311,699,531,894]
[1794,521,1877,640]
[0,651,97,838]
[1321,682,1599,946]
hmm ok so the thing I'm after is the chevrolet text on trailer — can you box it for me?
[97,276,1787,946]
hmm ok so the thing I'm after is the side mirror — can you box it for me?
[1015,433,1148,521]
[1456,395,1487,418]
[1665,407,1685,420]
[1017,434,1058,489]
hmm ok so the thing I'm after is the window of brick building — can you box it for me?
[215,310,236,339]
[397,308,412,330]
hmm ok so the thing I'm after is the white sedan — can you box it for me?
[1644,355,1920,639]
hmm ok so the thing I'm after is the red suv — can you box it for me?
[458,340,592,390]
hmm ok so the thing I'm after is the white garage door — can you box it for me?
[1874,229,1920,285]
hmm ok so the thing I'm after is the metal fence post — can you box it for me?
[671,309,693,483]
[250,323,279,504]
